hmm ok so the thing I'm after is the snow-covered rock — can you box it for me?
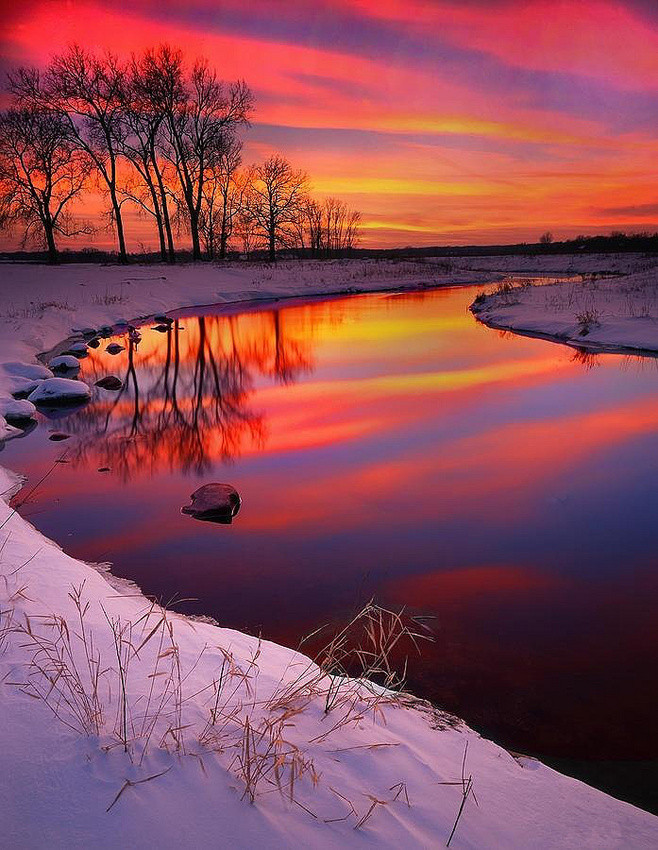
[0,397,36,421]
[1,361,53,381]
[7,376,44,397]
[28,377,91,406]
[48,354,81,374]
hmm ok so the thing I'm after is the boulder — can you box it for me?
[181,484,242,524]
[2,361,53,381]
[0,398,36,422]
[49,355,81,374]
[9,377,44,398]
[106,343,125,355]
[87,338,101,349]
[28,377,91,406]
[95,375,123,391]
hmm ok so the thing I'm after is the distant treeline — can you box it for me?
[2,231,657,265]
[0,44,360,264]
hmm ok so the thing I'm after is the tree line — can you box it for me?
[0,44,361,264]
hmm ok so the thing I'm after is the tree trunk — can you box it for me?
[44,221,58,264]
[191,212,202,261]
[268,227,276,262]
[151,151,176,264]
[110,188,128,263]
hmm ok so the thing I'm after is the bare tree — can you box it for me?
[199,136,244,259]
[539,231,554,245]
[0,107,91,263]
[141,45,253,261]
[322,197,361,255]
[243,155,309,261]
[116,54,178,263]
[11,45,131,262]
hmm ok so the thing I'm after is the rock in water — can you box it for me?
[49,355,81,374]
[64,341,88,358]
[28,377,91,406]
[106,343,125,355]
[181,484,242,524]
[95,375,123,391]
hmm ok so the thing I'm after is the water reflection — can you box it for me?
[61,310,315,478]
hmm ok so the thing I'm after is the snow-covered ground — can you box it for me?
[468,254,658,354]
[1,258,658,849]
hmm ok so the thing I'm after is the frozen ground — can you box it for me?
[468,254,658,354]
[1,257,657,849]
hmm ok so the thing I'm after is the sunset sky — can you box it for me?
[2,0,658,248]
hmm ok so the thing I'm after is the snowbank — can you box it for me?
[469,256,658,355]
[1,258,657,849]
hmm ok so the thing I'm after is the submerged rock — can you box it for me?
[28,377,91,406]
[106,343,125,355]
[49,432,71,442]
[49,355,81,374]
[87,338,101,349]
[181,484,242,524]
[152,324,170,333]
[95,375,123,391]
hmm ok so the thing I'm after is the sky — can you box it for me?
[1,0,658,249]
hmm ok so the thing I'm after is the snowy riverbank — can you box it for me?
[469,254,658,355]
[1,258,658,849]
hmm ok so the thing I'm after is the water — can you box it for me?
[5,284,658,812]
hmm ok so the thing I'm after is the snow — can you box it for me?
[27,376,91,405]
[1,258,657,849]
[469,255,658,354]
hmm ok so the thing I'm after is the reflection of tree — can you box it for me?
[62,308,314,481]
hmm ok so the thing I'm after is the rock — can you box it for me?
[98,467,110,473]
[49,432,70,441]
[99,326,114,337]
[64,341,88,358]
[49,355,81,374]
[95,375,123,391]
[28,377,91,406]
[0,398,36,421]
[152,324,170,333]
[9,377,44,398]
[181,484,242,524]
[2,361,53,381]
[154,314,173,324]
[87,338,101,349]
[106,343,125,355]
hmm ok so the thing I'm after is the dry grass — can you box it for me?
[1,586,474,834]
